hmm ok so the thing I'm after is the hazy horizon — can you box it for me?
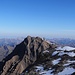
[0,0,75,39]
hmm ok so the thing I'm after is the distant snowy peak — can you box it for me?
[56,46,75,51]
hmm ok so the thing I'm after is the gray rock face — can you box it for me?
[0,36,55,75]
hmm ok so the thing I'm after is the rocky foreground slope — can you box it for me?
[0,36,75,75]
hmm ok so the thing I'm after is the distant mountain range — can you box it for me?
[0,38,23,61]
[0,38,23,46]
[48,38,75,47]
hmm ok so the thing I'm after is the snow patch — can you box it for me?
[64,60,75,66]
[58,67,75,75]
[52,51,58,56]
[58,51,75,57]
[36,66,53,75]
[36,66,43,72]
[68,60,75,63]
[52,58,61,65]
[43,50,49,53]
[56,46,75,51]
[39,69,53,75]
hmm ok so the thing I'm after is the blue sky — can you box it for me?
[0,0,75,38]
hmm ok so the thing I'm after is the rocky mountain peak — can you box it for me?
[0,36,56,75]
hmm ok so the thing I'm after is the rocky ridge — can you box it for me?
[0,36,56,75]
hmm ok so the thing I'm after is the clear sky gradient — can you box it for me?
[0,0,75,38]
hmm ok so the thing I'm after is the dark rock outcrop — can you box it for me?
[0,36,56,75]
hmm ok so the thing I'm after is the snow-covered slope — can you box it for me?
[26,46,75,75]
